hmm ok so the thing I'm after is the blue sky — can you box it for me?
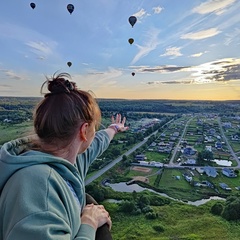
[0,0,240,100]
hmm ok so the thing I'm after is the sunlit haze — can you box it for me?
[0,0,240,100]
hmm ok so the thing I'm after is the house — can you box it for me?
[219,182,232,191]
[185,159,196,165]
[231,135,239,141]
[183,146,197,155]
[203,166,218,178]
[215,141,222,149]
[196,167,205,174]
[222,122,232,128]
[149,161,163,168]
[135,154,146,161]
[208,128,216,135]
[183,174,192,182]
[202,181,214,188]
[205,145,212,152]
[138,161,149,166]
[222,168,237,178]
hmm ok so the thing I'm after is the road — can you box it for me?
[217,117,240,168]
[85,130,158,185]
[168,117,192,166]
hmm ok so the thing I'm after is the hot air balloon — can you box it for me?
[67,61,72,67]
[30,2,36,9]
[128,16,137,27]
[67,4,74,14]
[131,72,135,76]
[128,38,134,45]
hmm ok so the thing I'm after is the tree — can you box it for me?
[202,150,214,161]
[119,200,135,213]
[222,196,240,221]
[210,202,224,216]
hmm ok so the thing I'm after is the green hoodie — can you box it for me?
[0,130,110,240]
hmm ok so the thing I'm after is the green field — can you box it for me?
[0,122,34,145]
[104,200,240,240]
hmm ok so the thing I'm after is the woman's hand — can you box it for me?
[81,204,112,230]
[108,114,129,133]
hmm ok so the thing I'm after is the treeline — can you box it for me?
[1,97,240,124]
[98,99,240,114]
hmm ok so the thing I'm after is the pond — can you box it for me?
[106,182,225,206]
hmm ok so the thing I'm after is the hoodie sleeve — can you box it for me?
[0,165,96,240]
[5,212,96,240]
[76,130,111,177]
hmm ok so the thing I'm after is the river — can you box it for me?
[106,182,225,206]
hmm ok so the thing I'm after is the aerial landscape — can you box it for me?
[0,0,240,240]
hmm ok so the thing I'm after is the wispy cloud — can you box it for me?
[133,8,148,20]
[0,69,26,81]
[160,47,182,58]
[131,28,160,64]
[181,28,221,40]
[73,67,123,91]
[224,28,240,46]
[190,51,208,58]
[192,0,236,15]
[152,6,163,14]
[25,41,57,59]
[138,65,189,73]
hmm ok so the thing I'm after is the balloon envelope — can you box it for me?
[128,16,137,27]
[30,3,36,9]
[67,4,74,14]
[67,62,72,67]
[132,72,135,76]
[128,38,134,45]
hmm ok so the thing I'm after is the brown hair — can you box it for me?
[33,72,101,146]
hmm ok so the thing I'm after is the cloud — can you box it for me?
[73,67,123,90]
[160,47,182,58]
[25,41,56,58]
[139,65,188,73]
[0,69,26,81]
[190,58,240,83]
[131,28,160,64]
[133,9,148,20]
[224,28,240,46]
[153,6,163,14]
[137,58,240,85]
[181,28,221,40]
[190,51,208,58]
[192,0,236,15]
[146,80,192,85]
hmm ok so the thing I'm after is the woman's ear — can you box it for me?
[79,123,88,142]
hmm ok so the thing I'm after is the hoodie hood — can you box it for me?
[0,136,79,194]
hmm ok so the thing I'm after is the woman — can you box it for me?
[0,73,128,240]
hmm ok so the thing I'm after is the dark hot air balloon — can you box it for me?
[131,72,135,76]
[30,3,36,9]
[128,16,137,27]
[128,38,134,45]
[67,61,72,67]
[67,4,74,14]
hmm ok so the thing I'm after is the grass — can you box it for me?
[104,200,240,240]
[0,122,34,145]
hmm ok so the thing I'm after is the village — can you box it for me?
[122,113,240,197]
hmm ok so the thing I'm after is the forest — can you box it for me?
[1,97,240,124]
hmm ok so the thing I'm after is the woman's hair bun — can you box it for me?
[42,72,76,96]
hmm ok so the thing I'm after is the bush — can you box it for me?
[145,212,158,219]
[142,205,153,213]
[152,224,165,232]
[210,202,224,216]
